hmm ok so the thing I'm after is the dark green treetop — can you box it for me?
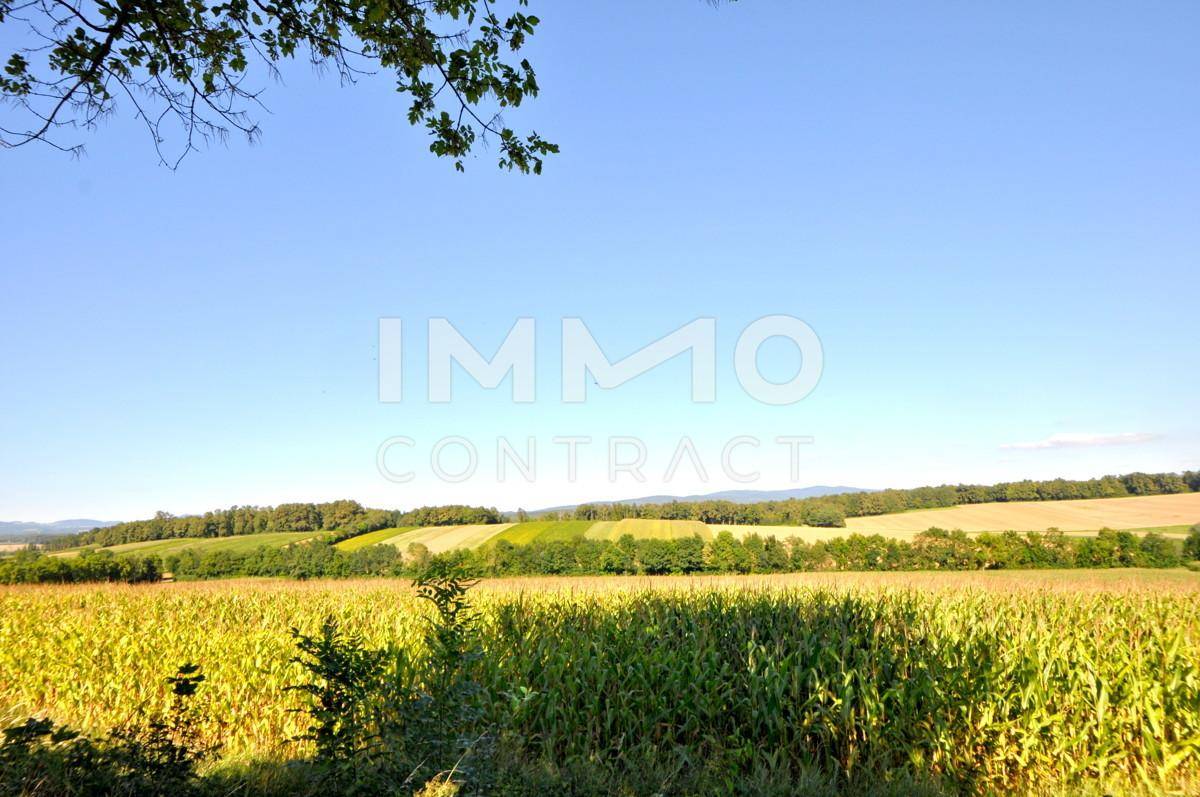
[1,0,557,170]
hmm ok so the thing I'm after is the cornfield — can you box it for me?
[2,572,1199,795]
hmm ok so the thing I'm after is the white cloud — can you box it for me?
[1000,432,1158,451]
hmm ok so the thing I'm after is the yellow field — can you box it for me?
[708,523,907,542]
[844,491,1200,533]
[331,526,415,552]
[711,522,1191,543]
[373,523,514,553]
[585,517,711,541]
[2,568,1199,778]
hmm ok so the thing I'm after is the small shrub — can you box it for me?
[1184,523,1200,561]
[286,565,493,796]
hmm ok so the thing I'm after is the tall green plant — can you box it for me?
[286,566,494,795]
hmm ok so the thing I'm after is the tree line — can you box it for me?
[9,526,1197,584]
[44,469,1199,552]
[569,471,1200,527]
[54,503,504,550]
[404,527,1193,576]
[0,549,162,584]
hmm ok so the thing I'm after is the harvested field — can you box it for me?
[585,518,711,541]
[376,523,513,553]
[843,492,1200,533]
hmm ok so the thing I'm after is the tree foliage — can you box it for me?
[53,500,502,549]
[6,526,1179,584]
[0,0,557,170]
[1185,523,1200,561]
[287,572,495,795]
[0,547,161,584]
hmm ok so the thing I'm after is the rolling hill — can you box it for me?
[342,524,517,555]
[335,493,1199,554]
[53,531,328,559]
[35,492,1200,561]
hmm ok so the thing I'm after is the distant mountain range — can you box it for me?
[0,519,119,540]
[522,486,871,516]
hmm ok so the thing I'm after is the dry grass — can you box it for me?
[709,523,915,542]
[585,517,712,541]
[845,492,1200,533]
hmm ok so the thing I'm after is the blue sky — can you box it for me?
[2,1,1197,521]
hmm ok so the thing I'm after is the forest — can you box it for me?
[55,502,504,549]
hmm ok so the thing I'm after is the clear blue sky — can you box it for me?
[2,1,1197,521]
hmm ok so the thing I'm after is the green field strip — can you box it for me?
[534,520,595,542]
[52,530,329,559]
[334,527,416,551]
[142,532,324,557]
[1114,524,1192,536]
[583,521,618,540]
[491,520,595,545]
[490,521,553,545]
[71,532,324,559]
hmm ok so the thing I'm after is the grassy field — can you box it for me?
[53,531,327,559]
[331,526,415,552]
[489,519,593,545]
[844,491,1200,533]
[2,569,1199,794]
